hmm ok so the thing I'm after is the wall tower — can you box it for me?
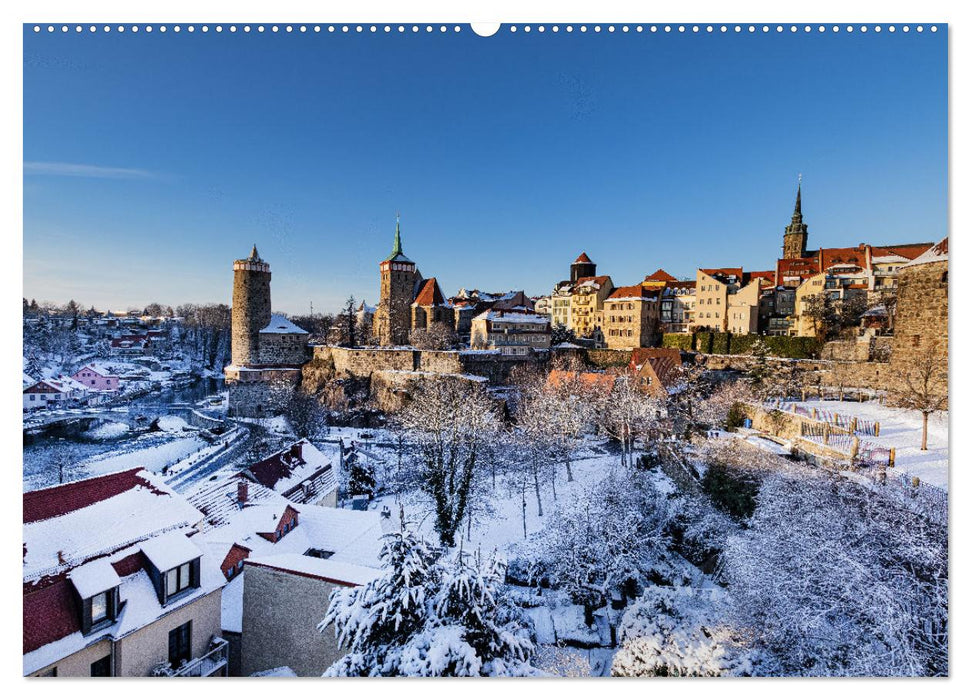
[231,245,272,366]
[571,252,597,283]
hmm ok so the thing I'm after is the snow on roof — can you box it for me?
[220,571,245,634]
[473,310,551,325]
[259,313,309,335]
[140,531,203,572]
[23,469,204,580]
[247,553,381,587]
[67,558,121,599]
[186,473,290,533]
[23,372,34,387]
[246,439,337,499]
[901,237,948,268]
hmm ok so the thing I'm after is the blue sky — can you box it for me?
[23,25,947,314]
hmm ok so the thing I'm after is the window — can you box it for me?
[91,591,108,624]
[166,562,193,598]
[304,548,335,559]
[168,622,192,669]
[90,655,112,677]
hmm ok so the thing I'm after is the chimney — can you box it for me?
[237,480,248,507]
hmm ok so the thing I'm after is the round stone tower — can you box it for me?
[231,245,272,366]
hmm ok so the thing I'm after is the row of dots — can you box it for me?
[32,24,939,35]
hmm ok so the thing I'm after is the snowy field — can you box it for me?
[789,399,949,489]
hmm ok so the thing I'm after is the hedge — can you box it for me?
[662,333,694,351]
[662,332,822,359]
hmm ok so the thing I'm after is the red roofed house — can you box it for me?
[23,469,227,677]
[243,439,338,507]
[602,284,662,350]
[628,348,686,399]
[410,277,454,339]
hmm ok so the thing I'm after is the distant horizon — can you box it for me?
[24,25,947,314]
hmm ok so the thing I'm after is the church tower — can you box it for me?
[231,245,272,366]
[782,179,809,259]
[374,216,419,346]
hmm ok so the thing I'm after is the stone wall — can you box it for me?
[257,332,310,366]
[891,258,948,372]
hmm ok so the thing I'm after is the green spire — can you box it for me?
[390,213,403,257]
[792,175,803,221]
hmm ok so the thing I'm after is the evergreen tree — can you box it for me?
[347,449,376,499]
[320,521,536,677]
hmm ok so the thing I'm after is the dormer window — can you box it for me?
[69,559,122,635]
[166,562,194,597]
[141,531,204,605]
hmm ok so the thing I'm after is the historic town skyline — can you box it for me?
[24,26,946,313]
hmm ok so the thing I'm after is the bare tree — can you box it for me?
[893,343,948,451]
[410,324,459,350]
[595,370,662,468]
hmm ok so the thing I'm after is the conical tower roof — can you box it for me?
[384,214,413,263]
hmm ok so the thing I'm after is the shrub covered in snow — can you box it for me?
[320,521,537,677]
[722,467,948,676]
[612,585,753,677]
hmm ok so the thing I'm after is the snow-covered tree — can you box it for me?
[533,470,688,623]
[396,378,499,546]
[347,449,376,499]
[595,371,662,468]
[320,522,537,676]
[612,585,752,677]
[722,467,948,676]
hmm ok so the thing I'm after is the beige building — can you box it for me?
[602,285,662,350]
[471,309,552,355]
[240,556,380,677]
[692,268,764,334]
[793,269,870,337]
[550,281,573,330]
[570,275,614,339]
[24,470,227,677]
[659,280,696,333]
[726,278,762,335]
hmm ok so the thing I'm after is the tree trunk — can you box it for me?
[521,472,528,539]
[533,464,544,517]
[922,412,929,451]
[565,456,574,483]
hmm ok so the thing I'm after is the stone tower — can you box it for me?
[231,245,272,366]
[374,216,419,346]
[571,252,597,283]
[782,179,809,259]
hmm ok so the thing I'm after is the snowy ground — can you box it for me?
[79,434,209,476]
[789,399,949,489]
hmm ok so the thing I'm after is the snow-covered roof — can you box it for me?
[140,530,204,572]
[23,469,204,581]
[247,553,381,587]
[68,558,121,599]
[473,310,551,325]
[245,439,337,500]
[185,473,291,533]
[901,237,948,269]
[259,314,309,335]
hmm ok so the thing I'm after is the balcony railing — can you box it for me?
[171,637,229,677]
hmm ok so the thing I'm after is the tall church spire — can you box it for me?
[390,212,403,257]
[792,174,803,222]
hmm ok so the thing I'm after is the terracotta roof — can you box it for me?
[700,267,744,281]
[640,355,682,392]
[23,468,162,524]
[23,576,81,655]
[574,252,593,264]
[574,275,612,288]
[246,440,337,499]
[644,269,677,283]
[23,380,66,395]
[608,284,654,300]
[870,242,935,260]
[901,238,947,268]
[414,277,446,306]
[629,347,681,369]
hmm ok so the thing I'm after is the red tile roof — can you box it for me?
[413,277,446,306]
[700,267,744,280]
[819,246,868,270]
[608,284,652,300]
[870,242,935,260]
[629,347,682,369]
[23,576,81,655]
[574,252,593,264]
[644,269,677,283]
[23,468,162,524]
[574,275,612,288]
